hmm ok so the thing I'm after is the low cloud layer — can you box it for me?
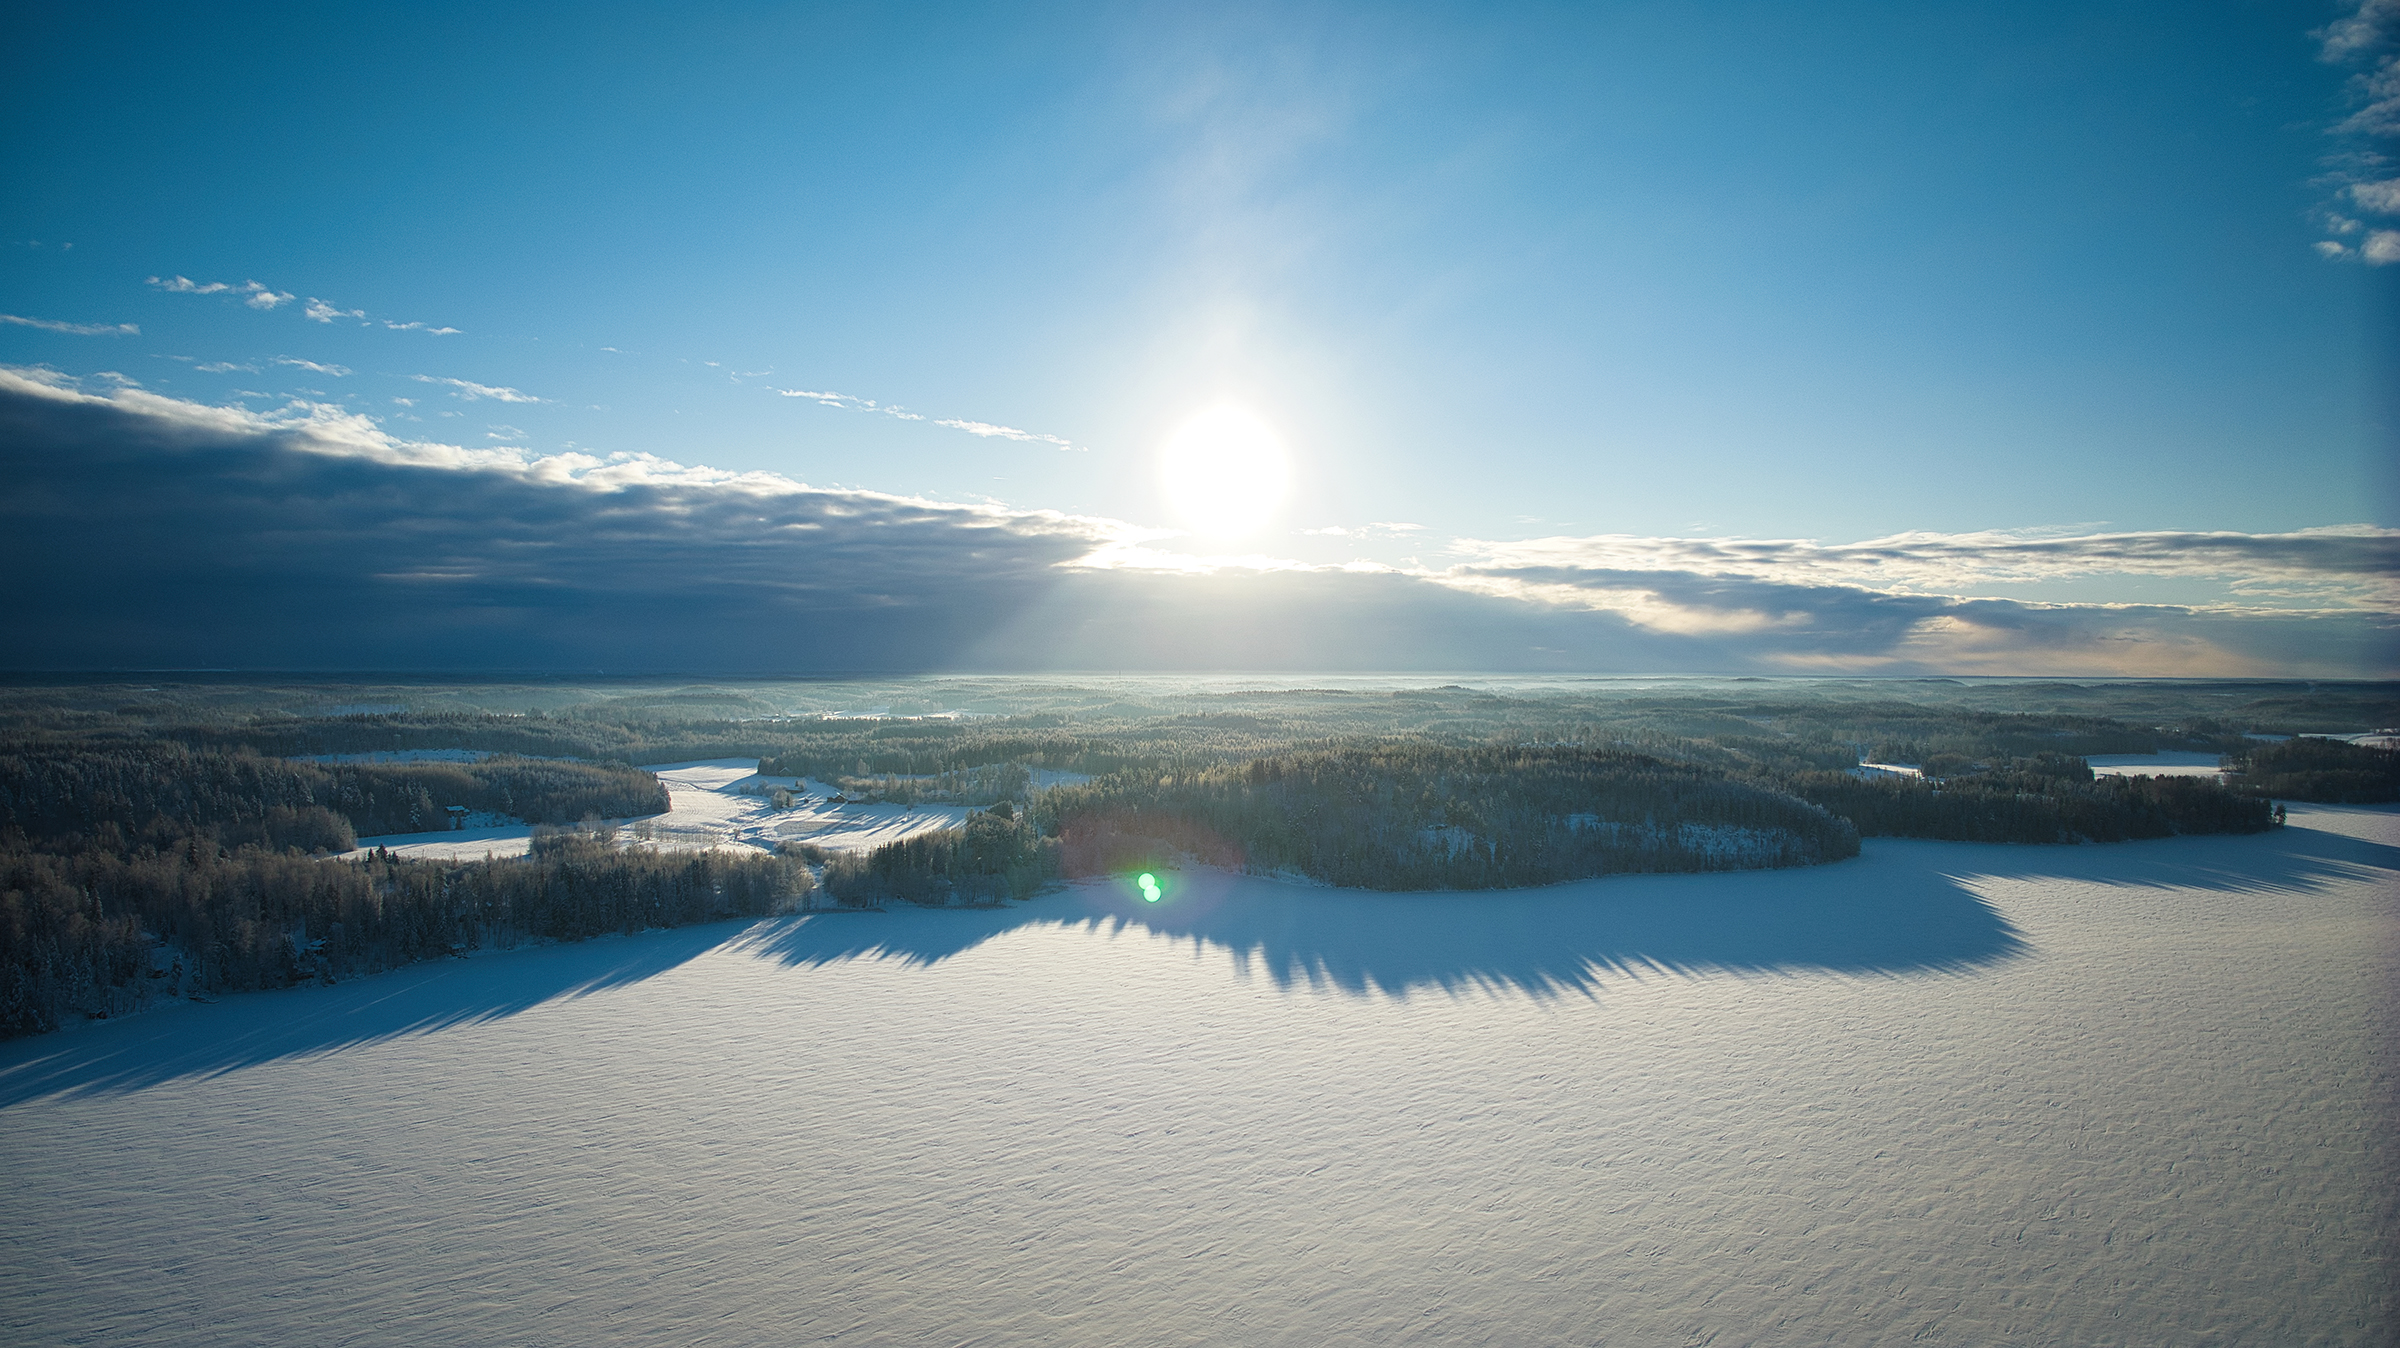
[0,371,2390,676]
[1449,529,2399,610]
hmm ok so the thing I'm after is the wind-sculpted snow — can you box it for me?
[0,811,2391,1346]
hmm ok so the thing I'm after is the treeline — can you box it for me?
[1029,745,1860,891]
[800,761,1035,808]
[2228,737,2400,803]
[0,833,809,1039]
[1782,760,2275,842]
[821,805,1059,905]
[758,727,1236,782]
[0,741,668,852]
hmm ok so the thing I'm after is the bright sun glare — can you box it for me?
[1159,404,1289,538]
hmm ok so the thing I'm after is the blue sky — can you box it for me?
[2,1,2394,673]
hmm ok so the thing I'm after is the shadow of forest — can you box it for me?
[4,811,2390,1106]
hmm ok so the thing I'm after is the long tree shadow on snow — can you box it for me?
[736,813,2399,997]
[0,921,749,1106]
[4,812,2388,1105]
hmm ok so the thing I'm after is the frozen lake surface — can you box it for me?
[3,806,2393,1346]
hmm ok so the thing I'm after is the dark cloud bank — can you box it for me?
[2,372,2391,676]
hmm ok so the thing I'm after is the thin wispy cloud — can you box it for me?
[775,387,923,421]
[936,418,1077,449]
[309,298,459,333]
[2313,1,2400,262]
[149,273,459,331]
[412,374,543,403]
[775,385,1083,449]
[148,275,295,308]
[273,356,351,376]
[0,313,138,336]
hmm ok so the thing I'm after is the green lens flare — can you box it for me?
[1136,872,1161,902]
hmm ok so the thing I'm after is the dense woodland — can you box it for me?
[820,804,1059,905]
[0,742,667,853]
[0,730,789,1040]
[0,675,2384,1038]
[1031,745,1859,890]
[0,834,807,1039]
[1782,763,2272,841]
[2226,736,2400,803]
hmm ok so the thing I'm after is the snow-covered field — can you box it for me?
[340,758,971,861]
[3,805,2391,1346]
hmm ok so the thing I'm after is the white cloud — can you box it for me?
[2319,0,2397,61]
[411,374,543,403]
[0,313,138,336]
[196,361,258,373]
[2352,178,2400,212]
[2314,240,2352,258]
[149,276,294,308]
[391,397,415,406]
[148,275,457,331]
[2364,229,2400,263]
[2334,62,2400,138]
[304,298,369,324]
[273,356,351,376]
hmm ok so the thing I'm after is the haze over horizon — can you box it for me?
[3,1,2394,676]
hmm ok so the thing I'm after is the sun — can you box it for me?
[1158,403,1290,538]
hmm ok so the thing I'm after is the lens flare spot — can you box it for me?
[1137,872,1162,902]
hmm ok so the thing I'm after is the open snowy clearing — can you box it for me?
[340,758,971,861]
[3,805,2391,1346]
[2084,750,2230,778]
